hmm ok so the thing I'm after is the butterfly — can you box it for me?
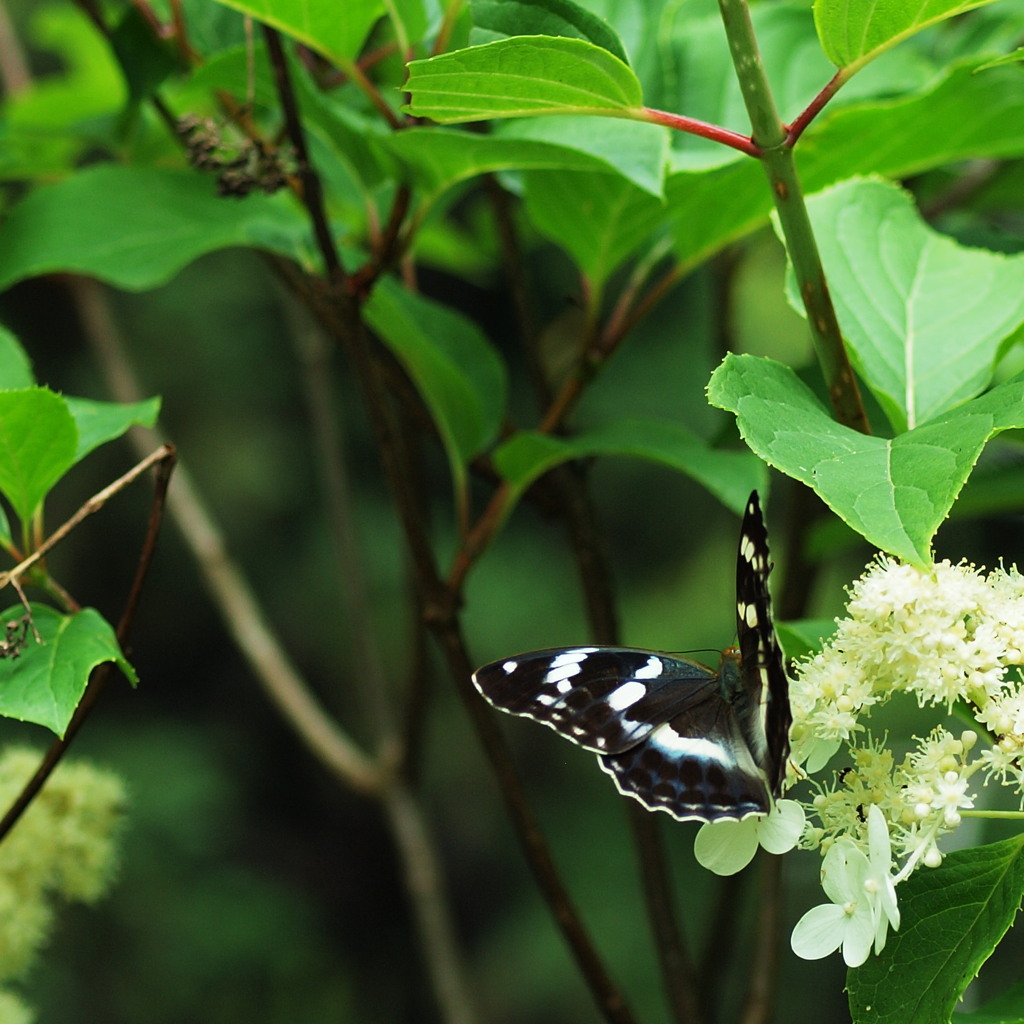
[471,491,791,822]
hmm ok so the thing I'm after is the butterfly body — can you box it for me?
[472,492,790,823]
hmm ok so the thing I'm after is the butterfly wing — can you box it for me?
[473,646,773,821]
[734,490,791,799]
[472,647,722,756]
[597,652,772,821]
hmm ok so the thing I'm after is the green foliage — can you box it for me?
[0,606,137,736]
[849,835,1024,1023]
[814,0,1002,72]
[0,166,309,293]
[209,0,384,66]
[0,378,159,544]
[404,36,644,122]
[709,355,1024,564]
[795,177,1024,433]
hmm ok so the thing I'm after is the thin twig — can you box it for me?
[76,275,478,1023]
[627,805,703,1024]
[552,462,698,1024]
[0,445,173,593]
[285,297,395,748]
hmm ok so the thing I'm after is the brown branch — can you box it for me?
[263,25,344,284]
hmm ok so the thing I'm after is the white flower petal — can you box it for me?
[694,817,760,876]
[841,908,876,968]
[820,839,867,905]
[758,799,806,855]
[791,904,845,960]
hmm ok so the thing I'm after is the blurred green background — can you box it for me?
[2,0,1024,1019]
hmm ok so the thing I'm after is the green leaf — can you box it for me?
[707,354,1024,564]
[208,0,383,66]
[0,165,310,294]
[0,389,77,525]
[493,419,764,514]
[469,0,629,63]
[0,327,34,390]
[522,170,665,292]
[848,835,1024,1024]
[815,0,1000,73]
[0,605,137,737]
[63,396,161,463]
[796,178,1024,432]
[381,120,667,210]
[776,618,838,659]
[498,116,668,197]
[363,280,507,496]
[403,35,644,123]
[0,4,126,181]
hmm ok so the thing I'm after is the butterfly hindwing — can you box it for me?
[597,648,772,821]
[471,490,790,823]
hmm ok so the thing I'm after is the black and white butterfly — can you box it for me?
[472,491,791,823]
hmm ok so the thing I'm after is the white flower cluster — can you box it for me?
[695,556,1024,969]
[787,557,1024,965]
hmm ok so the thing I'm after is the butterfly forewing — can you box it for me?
[735,491,791,798]
[471,490,791,823]
[473,647,724,756]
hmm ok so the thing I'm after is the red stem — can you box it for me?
[641,106,760,156]
[786,69,845,146]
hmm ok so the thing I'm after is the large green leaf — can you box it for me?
[522,170,665,292]
[404,35,644,123]
[208,0,383,66]
[0,389,77,525]
[497,116,668,197]
[815,0,1000,73]
[363,281,506,499]
[708,355,1024,564]
[382,118,668,209]
[0,605,137,737]
[0,165,311,293]
[796,178,1024,432]
[848,836,1024,1024]
[469,0,629,62]
[493,420,764,515]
